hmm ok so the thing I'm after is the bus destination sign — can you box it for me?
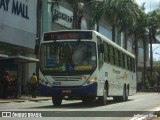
[44,31,92,41]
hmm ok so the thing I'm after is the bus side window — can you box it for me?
[104,42,109,63]
[127,56,129,70]
[127,56,130,70]
[110,46,114,65]
[125,55,128,70]
[133,59,135,72]
[130,57,132,71]
[108,44,110,63]
[113,48,115,65]
[115,49,119,66]
[97,36,103,69]
[129,57,132,71]
[122,53,125,69]
[119,51,122,67]
[132,58,135,72]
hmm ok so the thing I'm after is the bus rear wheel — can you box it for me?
[52,96,62,106]
[125,87,129,101]
[121,86,129,101]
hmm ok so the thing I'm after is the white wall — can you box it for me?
[0,0,37,49]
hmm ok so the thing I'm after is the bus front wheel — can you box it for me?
[98,85,107,105]
[52,96,62,106]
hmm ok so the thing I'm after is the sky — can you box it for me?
[136,0,160,13]
[136,0,160,61]
[152,44,160,61]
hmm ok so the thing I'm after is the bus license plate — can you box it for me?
[62,90,71,94]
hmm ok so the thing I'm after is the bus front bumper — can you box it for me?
[39,83,97,97]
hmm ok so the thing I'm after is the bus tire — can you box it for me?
[52,96,62,106]
[98,85,107,105]
[118,86,127,102]
[125,87,129,101]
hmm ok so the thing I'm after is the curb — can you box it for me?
[28,98,51,102]
[0,99,26,103]
[0,96,51,103]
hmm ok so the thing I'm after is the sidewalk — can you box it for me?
[0,96,51,103]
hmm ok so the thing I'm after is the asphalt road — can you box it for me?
[0,92,160,120]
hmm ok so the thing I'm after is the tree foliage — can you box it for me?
[90,0,142,42]
[90,0,160,42]
[147,9,160,41]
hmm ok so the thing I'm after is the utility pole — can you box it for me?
[149,28,153,81]
[73,4,78,29]
[143,35,146,90]
[36,0,42,81]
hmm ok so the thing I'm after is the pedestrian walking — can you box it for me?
[30,72,38,98]
[2,71,10,99]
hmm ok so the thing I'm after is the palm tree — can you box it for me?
[147,9,160,79]
[115,0,140,49]
[134,10,148,89]
[89,1,105,31]
[90,0,140,46]
[147,9,160,41]
[132,4,148,57]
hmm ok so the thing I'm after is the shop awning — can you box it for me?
[7,55,39,63]
[0,54,8,58]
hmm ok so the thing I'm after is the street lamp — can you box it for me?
[35,0,42,80]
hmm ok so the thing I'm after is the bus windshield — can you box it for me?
[40,41,97,75]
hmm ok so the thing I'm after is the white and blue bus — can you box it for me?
[39,30,136,106]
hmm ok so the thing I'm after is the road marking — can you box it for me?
[130,107,160,120]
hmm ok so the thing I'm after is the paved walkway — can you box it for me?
[0,96,51,103]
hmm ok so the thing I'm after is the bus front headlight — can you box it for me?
[87,77,97,84]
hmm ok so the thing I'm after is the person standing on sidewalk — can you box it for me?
[2,71,10,99]
[30,72,38,98]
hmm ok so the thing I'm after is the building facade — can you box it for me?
[0,0,152,97]
[0,0,38,96]
[42,0,113,41]
[41,0,144,88]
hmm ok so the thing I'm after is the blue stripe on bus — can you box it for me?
[38,82,97,97]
